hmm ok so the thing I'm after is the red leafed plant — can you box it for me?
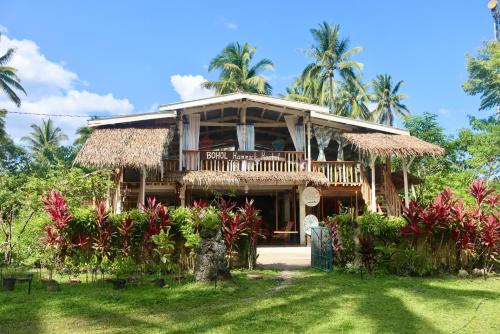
[141,197,170,263]
[42,189,72,250]
[118,216,134,256]
[92,200,112,260]
[218,198,246,267]
[41,189,72,280]
[239,199,261,270]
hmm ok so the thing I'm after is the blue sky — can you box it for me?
[0,0,495,141]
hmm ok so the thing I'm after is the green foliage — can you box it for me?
[370,74,409,126]
[463,41,500,111]
[111,256,137,278]
[202,42,274,95]
[198,206,221,230]
[171,206,199,249]
[358,212,406,242]
[151,227,176,274]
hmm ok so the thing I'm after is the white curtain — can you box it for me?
[333,132,349,161]
[182,114,200,170]
[236,123,255,150]
[313,125,333,161]
[285,115,305,152]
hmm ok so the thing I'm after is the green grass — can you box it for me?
[0,270,499,334]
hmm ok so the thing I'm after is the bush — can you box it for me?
[358,212,405,243]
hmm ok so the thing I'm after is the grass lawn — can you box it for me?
[0,270,499,334]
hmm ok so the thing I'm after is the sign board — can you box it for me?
[302,187,321,207]
[200,151,285,162]
[304,214,319,236]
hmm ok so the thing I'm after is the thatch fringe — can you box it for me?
[74,127,173,170]
[164,171,329,187]
[342,133,444,158]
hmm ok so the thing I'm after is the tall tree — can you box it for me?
[462,41,500,112]
[202,42,274,95]
[0,34,26,107]
[285,75,327,105]
[21,119,68,154]
[370,74,409,126]
[335,77,371,120]
[302,22,363,112]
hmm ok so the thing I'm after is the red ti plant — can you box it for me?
[42,189,72,278]
[118,216,134,257]
[141,197,170,263]
[239,199,261,270]
[218,198,246,267]
[92,200,112,261]
[401,200,423,236]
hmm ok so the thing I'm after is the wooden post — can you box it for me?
[298,185,306,245]
[402,158,409,209]
[275,190,279,230]
[179,185,186,207]
[293,186,297,231]
[307,121,312,172]
[137,166,146,208]
[370,157,377,212]
[178,119,183,171]
[115,168,123,214]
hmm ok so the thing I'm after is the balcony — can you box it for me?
[156,151,361,186]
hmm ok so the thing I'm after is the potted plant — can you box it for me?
[2,263,16,291]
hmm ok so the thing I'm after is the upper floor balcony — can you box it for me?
[156,150,362,186]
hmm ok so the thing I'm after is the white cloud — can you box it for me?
[0,33,135,143]
[170,74,214,101]
[0,25,8,34]
[225,22,238,30]
[438,108,451,116]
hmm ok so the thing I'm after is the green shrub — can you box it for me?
[171,207,200,249]
[199,206,221,230]
[358,212,405,243]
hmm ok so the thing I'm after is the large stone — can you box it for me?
[194,229,230,282]
[458,269,469,278]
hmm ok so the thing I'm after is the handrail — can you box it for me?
[311,161,361,185]
[381,165,402,216]
[182,150,306,173]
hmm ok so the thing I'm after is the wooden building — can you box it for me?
[75,93,444,245]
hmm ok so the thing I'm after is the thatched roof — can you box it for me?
[164,171,329,187]
[74,127,172,170]
[342,133,444,158]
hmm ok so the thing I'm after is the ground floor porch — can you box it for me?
[119,181,364,246]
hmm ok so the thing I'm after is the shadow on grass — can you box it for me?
[0,272,499,333]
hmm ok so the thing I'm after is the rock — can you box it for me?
[270,276,285,282]
[472,268,487,277]
[163,284,170,288]
[458,269,469,278]
[247,274,263,280]
[69,278,81,284]
[194,228,231,282]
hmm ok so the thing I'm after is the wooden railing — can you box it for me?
[381,165,402,217]
[182,150,306,173]
[163,159,179,172]
[311,161,361,185]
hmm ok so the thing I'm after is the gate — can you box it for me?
[311,226,333,272]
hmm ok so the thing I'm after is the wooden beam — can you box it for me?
[370,157,377,212]
[402,158,410,208]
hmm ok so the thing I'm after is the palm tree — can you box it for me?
[302,22,363,112]
[285,75,327,105]
[21,119,68,154]
[370,74,410,126]
[74,125,92,146]
[335,77,371,120]
[202,42,274,95]
[0,34,26,107]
